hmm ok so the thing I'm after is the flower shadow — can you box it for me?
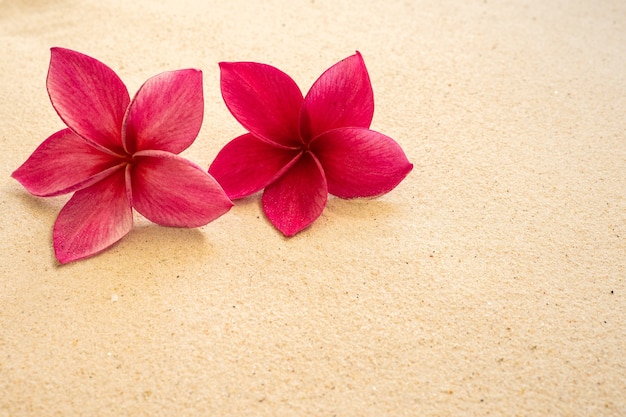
[228,192,404,238]
[49,222,218,285]
[324,196,401,221]
[10,189,64,221]
[114,222,212,268]
[10,189,216,270]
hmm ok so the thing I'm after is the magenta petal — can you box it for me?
[12,129,122,197]
[123,69,203,154]
[53,168,132,264]
[300,52,374,141]
[262,152,327,236]
[208,133,301,200]
[311,127,413,198]
[220,61,303,147]
[131,151,232,227]
[47,47,129,153]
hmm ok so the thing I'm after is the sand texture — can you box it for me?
[1,0,625,415]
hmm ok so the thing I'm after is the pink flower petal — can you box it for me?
[12,129,123,197]
[208,133,302,200]
[262,152,327,236]
[311,127,413,198]
[47,47,129,153]
[131,151,232,227]
[300,52,374,141]
[53,168,132,264]
[123,69,204,154]
[220,61,303,147]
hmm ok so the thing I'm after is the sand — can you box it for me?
[1,0,625,415]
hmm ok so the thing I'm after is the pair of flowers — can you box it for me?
[12,48,413,264]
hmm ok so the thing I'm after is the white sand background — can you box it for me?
[1,0,625,415]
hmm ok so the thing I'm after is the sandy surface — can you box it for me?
[1,0,625,415]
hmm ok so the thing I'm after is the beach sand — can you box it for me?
[1,0,625,415]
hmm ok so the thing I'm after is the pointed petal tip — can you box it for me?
[53,236,125,264]
[49,46,70,56]
[10,168,20,180]
[218,61,239,73]
[49,46,85,59]
[54,247,73,264]
[276,222,307,237]
[53,244,86,264]
[11,166,30,192]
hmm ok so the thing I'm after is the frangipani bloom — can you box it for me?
[12,48,232,263]
[209,52,413,236]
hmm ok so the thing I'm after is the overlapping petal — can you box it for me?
[262,152,327,236]
[208,133,302,200]
[47,47,129,153]
[220,62,303,147]
[131,151,232,227]
[11,129,122,197]
[53,168,132,264]
[311,127,413,198]
[123,69,204,154]
[300,52,374,141]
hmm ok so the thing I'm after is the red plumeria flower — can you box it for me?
[209,52,413,236]
[12,48,232,263]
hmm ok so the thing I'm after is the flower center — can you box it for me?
[121,152,135,165]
